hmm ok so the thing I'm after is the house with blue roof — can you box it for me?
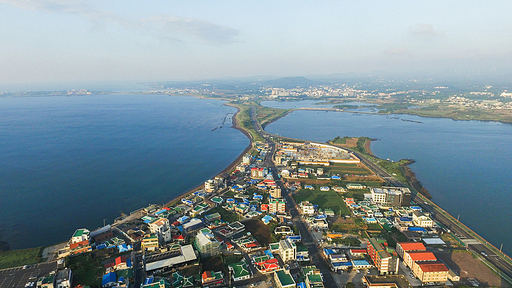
[102,272,117,287]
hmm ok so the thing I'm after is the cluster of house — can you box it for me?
[344,187,444,242]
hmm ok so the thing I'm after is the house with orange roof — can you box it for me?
[395,242,426,258]
[403,251,437,268]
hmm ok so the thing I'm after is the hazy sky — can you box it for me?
[1,0,511,84]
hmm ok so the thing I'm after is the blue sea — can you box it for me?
[0,94,249,250]
[263,101,512,256]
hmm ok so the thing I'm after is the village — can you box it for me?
[13,138,490,288]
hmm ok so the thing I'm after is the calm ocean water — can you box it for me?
[264,101,512,256]
[0,95,249,250]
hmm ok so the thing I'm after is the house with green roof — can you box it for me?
[205,212,222,222]
[211,196,224,205]
[190,203,209,217]
[274,269,295,288]
[142,278,171,288]
[228,261,251,282]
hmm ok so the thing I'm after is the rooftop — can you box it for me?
[398,242,426,251]
[364,275,412,288]
[407,251,437,261]
[275,269,295,287]
[417,261,449,272]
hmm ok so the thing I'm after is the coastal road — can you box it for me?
[411,193,512,282]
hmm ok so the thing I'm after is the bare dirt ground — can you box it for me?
[435,251,511,287]
[243,219,272,246]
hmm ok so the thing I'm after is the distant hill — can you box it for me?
[262,76,323,88]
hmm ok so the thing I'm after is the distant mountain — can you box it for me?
[262,76,324,88]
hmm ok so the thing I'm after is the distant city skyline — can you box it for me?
[1,0,511,85]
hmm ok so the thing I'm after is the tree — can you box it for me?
[345,282,355,288]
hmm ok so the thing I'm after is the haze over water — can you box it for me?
[0,94,249,250]
[264,101,512,256]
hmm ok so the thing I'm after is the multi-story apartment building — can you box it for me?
[366,238,398,275]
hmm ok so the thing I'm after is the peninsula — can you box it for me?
[2,93,512,288]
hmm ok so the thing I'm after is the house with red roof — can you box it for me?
[412,261,449,284]
[255,258,280,274]
[201,271,224,286]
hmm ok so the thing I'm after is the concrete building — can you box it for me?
[396,242,426,259]
[270,187,282,198]
[299,201,315,216]
[70,228,90,244]
[251,167,266,178]
[149,218,172,243]
[279,238,297,262]
[274,269,296,288]
[371,187,411,207]
[412,261,449,284]
[142,234,159,252]
[367,238,398,275]
[194,232,221,257]
[205,179,216,192]
[412,211,433,228]
[269,199,286,214]
[403,251,437,268]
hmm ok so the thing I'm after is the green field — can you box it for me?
[256,106,289,127]
[0,247,43,269]
[293,189,348,216]
[66,253,105,286]
[208,206,241,223]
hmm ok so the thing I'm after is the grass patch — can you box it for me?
[0,247,43,269]
[66,253,104,286]
[224,254,244,266]
[331,136,351,144]
[202,255,224,271]
[208,206,240,223]
[293,189,347,216]
[228,103,265,142]
[256,106,289,127]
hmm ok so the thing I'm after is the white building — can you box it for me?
[149,218,172,243]
[205,179,216,192]
[194,232,221,257]
[299,201,315,216]
[279,239,297,262]
[412,211,433,228]
[70,228,90,244]
[370,187,411,207]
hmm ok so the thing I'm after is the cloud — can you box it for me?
[409,24,441,38]
[0,0,239,44]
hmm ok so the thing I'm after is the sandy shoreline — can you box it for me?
[164,104,253,207]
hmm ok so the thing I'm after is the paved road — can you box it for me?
[250,107,338,288]
[0,262,56,288]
